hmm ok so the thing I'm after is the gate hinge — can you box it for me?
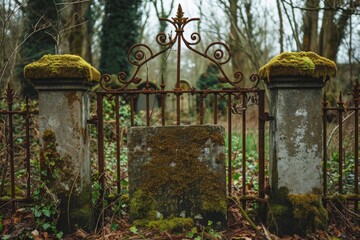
[260,112,274,121]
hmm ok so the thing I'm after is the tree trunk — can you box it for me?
[302,0,319,52]
[318,0,354,60]
[68,1,92,63]
[228,0,247,87]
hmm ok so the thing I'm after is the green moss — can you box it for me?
[42,129,57,145]
[129,126,227,228]
[267,203,294,235]
[258,51,337,81]
[24,54,100,81]
[146,217,194,233]
[267,188,328,236]
[288,193,328,235]
[130,190,158,220]
[40,129,61,183]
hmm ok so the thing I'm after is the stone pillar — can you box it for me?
[24,54,100,233]
[258,52,337,235]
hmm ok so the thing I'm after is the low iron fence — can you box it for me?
[1,79,359,215]
[0,85,38,213]
[322,80,360,212]
[90,84,269,209]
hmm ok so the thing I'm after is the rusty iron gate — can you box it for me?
[322,80,360,212]
[89,5,270,206]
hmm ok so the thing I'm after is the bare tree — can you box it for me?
[279,0,360,61]
[150,0,175,83]
[0,0,51,93]
[217,0,273,87]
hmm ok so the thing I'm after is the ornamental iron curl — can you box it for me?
[100,4,250,91]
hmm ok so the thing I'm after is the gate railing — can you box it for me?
[0,85,38,213]
[91,87,269,203]
[322,80,359,212]
[89,4,270,206]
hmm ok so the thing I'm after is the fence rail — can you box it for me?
[90,86,269,208]
[1,79,359,215]
[0,85,38,213]
[322,80,359,212]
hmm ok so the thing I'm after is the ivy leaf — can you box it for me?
[129,226,138,234]
[111,223,118,231]
[56,232,64,239]
[42,223,51,230]
[42,208,51,217]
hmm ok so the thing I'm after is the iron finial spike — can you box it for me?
[177,4,184,19]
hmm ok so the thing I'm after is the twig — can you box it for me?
[326,111,354,148]
[229,195,264,237]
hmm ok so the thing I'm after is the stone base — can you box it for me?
[267,188,328,236]
[128,125,227,229]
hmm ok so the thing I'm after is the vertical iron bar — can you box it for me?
[199,93,204,125]
[213,93,218,124]
[146,93,150,126]
[7,92,15,213]
[97,94,105,200]
[338,92,343,194]
[25,97,31,199]
[130,95,135,127]
[322,94,328,196]
[161,76,166,126]
[242,94,247,207]
[354,82,359,212]
[115,96,121,195]
[176,27,182,125]
[227,93,232,195]
[258,90,265,199]
[176,94,181,125]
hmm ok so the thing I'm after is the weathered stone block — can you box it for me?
[24,54,98,233]
[128,125,227,228]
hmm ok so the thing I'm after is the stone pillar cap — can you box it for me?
[24,54,100,82]
[258,51,337,81]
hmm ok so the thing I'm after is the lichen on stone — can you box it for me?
[24,54,100,82]
[258,51,337,81]
[128,126,227,229]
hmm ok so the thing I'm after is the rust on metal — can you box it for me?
[0,84,37,213]
[94,4,267,205]
[322,79,360,212]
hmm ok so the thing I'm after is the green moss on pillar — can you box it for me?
[258,51,337,81]
[24,54,100,81]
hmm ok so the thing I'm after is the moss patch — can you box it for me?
[288,193,328,235]
[128,126,227,229]
[146,217,194,233]
[24,54,100,81]
[258,51,337,81]
[40,129,93,233]
[267,188,328,236]
[40,129,61,185]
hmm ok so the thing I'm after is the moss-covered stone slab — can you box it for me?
[258,51,337,81]
[24,54,100,82]
[128,125,227,229]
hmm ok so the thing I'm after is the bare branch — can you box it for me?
[280,0,301,50]
[0,17,51,83]
[282,0,360,13]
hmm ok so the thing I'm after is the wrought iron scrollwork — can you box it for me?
[100,4,260,91]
